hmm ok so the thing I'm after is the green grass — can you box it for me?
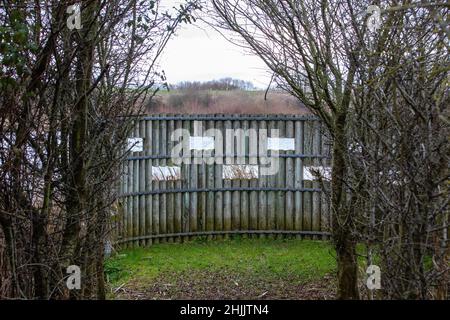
[105,238,337,287]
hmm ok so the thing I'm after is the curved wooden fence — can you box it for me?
[116,114,332,247]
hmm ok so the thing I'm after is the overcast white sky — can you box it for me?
[158,2,272,89]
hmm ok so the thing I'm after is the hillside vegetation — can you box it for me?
[145,90,311,115]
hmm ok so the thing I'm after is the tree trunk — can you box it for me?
[331,113,360,299]
[59,1,98,299]
[335,234,359,299]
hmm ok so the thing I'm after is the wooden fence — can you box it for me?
[116,114,332,247]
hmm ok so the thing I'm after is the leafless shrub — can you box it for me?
[0,0,199,299]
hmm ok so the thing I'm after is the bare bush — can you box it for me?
[0,0,199,299]
[347,2,449,299]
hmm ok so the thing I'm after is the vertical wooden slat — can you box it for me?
[294,120,304,238]
[174,119,183,243]
[127,155,133,248]
[145,119,152,246]
[167,118,175,243]
[240,119,249,235]
[190,120,199,236]
[214,117,224,239]
[276,117,285,238]
[258,120,267,238]
[303,120,313,238]
[249,120,258,237]
[152,119,160,244]
[182,120,191,242]
[206,119,215,240]
[123,159,129,247]
[267,120,276,238]
[223,119,232,237]
[285,120,294,232]
[312,120,321,239]
[159,117,167,242]
[231,118,241,232]
[139,120,146,246]
[133,122,139,247]
[199,120,207,234]
[118,162,123,243]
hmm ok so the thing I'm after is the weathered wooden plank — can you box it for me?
[123,160,129,248]
[303,120,313,238]
[174,119,183,243]
[223,119,232,237]
[231,118,241,231]
[127,131,134,248]
[167,119,175,243]
[294,120,304,239]
[214,117,224,240]
[128,158,134,248]
[249,120,258,237]
[240,119,249,236]
[190,120,199,236]
[116,162,123,243]
[198,121,207,233]
[275,117,285,238]
[312,120,321,239]
[182,120,191,242]
[258,120,267,238]
[133,121,139,247]
[152,119,160,244]
[139,119,146,246]
[267,120,276,238]
[206,120,215,240]
[159,117,167,242]
[145,119,152,246]
[285,120,294,231]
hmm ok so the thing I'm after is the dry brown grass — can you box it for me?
[144,90,311,115]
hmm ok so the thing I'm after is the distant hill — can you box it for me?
[145,90,311,115]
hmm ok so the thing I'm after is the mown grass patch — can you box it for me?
[105,238,337,289]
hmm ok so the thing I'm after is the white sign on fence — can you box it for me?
[189,136,215,150]
[127,137,144,152]
[267,137,295,151]
[222,165,259,180]
[303,166,331,181]
[152,166,181,181]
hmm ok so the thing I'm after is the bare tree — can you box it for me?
[347,3,449,299]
